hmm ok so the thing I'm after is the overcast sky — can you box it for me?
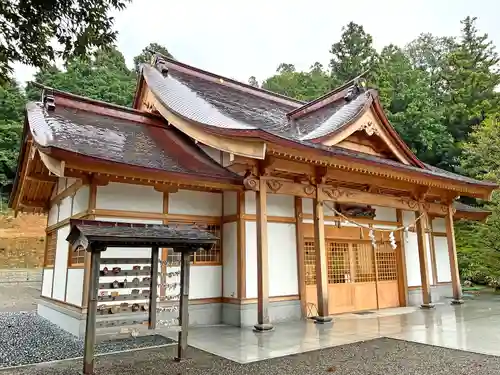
[13,0,500,85]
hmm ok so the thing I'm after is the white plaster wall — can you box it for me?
[73,186,89,215]
[268,223,298,297]
[169,190,222,216]
[425,233,435,285]
[66,177,77,187]
[42,269,53,297]
[245,191,256,215]
[245,221,257,298]
[52,225,70,301]
[66,268,84,306]
[189,266,222,299]
[302,198,335,216]
[59,196,72,221]
[57,178,67,193]
[434,237,452,282]
[223,191,237,216]
[267,194,295,217]
[199,144,222,163]
[223,222,237,298]
[96,182,163,213]
[432,218,446,233]
[405,232,421,286]
[48,204,58,226]
[373,206,397,222]
[95,217,161,258]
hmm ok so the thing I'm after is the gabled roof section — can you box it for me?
[23,86,241,183]
[289,81,425,168]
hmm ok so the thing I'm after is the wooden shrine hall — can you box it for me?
[9,54,497,334]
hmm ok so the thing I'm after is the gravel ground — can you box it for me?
[0,283,39,312]
[0,312,173,368]
[4,337,500,375]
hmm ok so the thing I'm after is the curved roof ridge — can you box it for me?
[299,91,372,141]
[151,54,305,107]
[143,64,257,130]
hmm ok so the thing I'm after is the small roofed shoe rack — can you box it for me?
[96,257,181,330]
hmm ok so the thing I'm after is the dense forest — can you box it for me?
[1,17,500,283]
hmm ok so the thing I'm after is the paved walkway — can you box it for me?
[176,298,500,363]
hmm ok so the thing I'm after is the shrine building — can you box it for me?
[9,55,497,335]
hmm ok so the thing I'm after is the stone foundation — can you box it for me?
[407,284,453,306]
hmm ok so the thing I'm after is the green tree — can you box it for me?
[329,22,377,86]
[441,16,500,142]
[405,33,455,91]
[248,76,259,87]
[133,43,174,74]
[371,45,454,167]
[27,48,136,107]
[0,0,130,82]
[0,80,25,188]
[262,62,330,101]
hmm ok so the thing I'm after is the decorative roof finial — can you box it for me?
[155,55,169,77]
[42,89,56,111]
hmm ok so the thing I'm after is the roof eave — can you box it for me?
[8,117,30,210]
[46,146,244,186]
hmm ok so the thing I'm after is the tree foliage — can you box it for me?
[27,47,136,107]
[0,0,130,82]
[329,22,377,87]
[0,80,25,187]
[441,17,500,143]
[133,43,174,74]
[262,63,330,101]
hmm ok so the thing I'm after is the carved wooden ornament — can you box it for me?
[243,175,259,191]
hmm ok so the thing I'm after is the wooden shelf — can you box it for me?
[95,318,148,329]
[98,293,150,302]
[99,280,151,289]
[101,258,152,265]
[99,269,154,277]
[98,303,149,315]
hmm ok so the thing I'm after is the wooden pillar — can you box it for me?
[254,179,273,331]
[312,192,332,323]
[237,191,246,299]
[294,197,306,318]
[83,247,101,375]
[415,211,434,308]
[445,204,464,304]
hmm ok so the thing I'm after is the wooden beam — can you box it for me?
[26,173,58,183]
[254,179,272,332]
[81,180,97,310]
[243,176,449,216]
[415,211,433,308]
[396,209,408,307]
[445,204,464,304]
[294,197,307,318]
[428,217,438,286]
[312,189,332,323]
[319,185,448,216]
[50,179,84,206]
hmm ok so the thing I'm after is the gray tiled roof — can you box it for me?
[142,58,497,188]
[26,102,240,181]
[67,219,218,249]
[453,201,490,213]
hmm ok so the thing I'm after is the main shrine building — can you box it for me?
[10,55,497,336]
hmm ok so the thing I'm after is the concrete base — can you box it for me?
[313,315,333,324]
[222,300,302,327]
[253,323,274,332]
[38,299,223,338]
[407,284,453,306]
[420,303,435,309]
